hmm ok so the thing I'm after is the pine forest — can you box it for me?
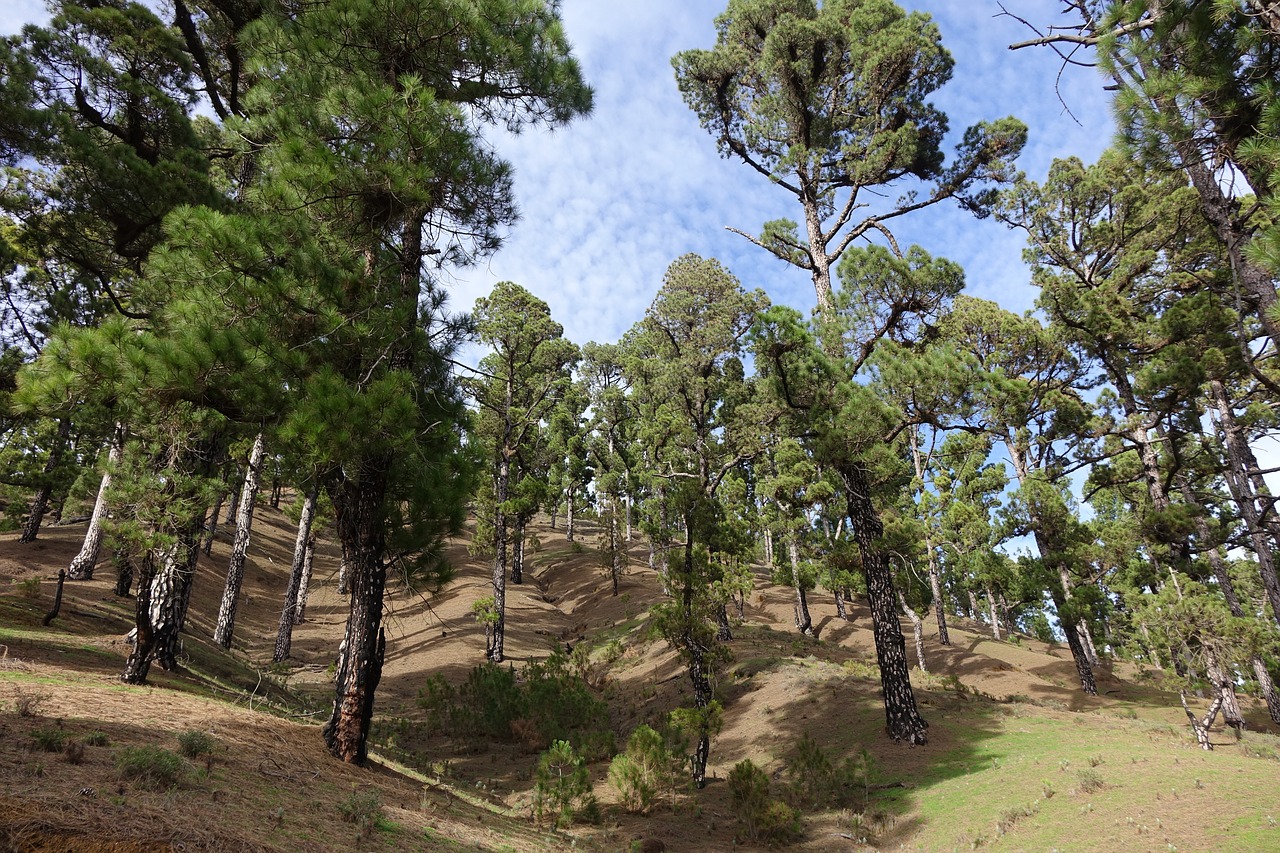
[2,1,1280,850]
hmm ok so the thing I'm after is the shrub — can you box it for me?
[176,729,216,759]
[533,740,598,828]
[338,790,384,836]
[728,759,801,844]
[15,576,40,599]
[609,725,676,814]
[785,733,874,812]
[84,730,111,747]
[13,689,48,718]
[419,653,611,756]
[1077,768,1105,794]
[32,727,68,753]
[114,745,186,790]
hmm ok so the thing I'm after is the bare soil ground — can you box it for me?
[2,505,1278,852]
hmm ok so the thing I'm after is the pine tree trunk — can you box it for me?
[113,549,133,597]
[1050,581,1097,695]
[763,528,774,567]
[512,516,524,585]
[787,535,812,635]
[625,494,632,542]
[1212,380,1280,626]
[967,588,982,622]
[224,466,243,525]
[614,507,624,594]
[20,419,71,543]
[1205,649,1245,732]
[838,462,928,743]
[213,432,266,649]
[927,547,950,646]
[274,485,318,662]
[986,585,1001,641]
[490,452,510,662]
[120,551,157,684]
[898,591,927,672]
[834,588,849,621]
[678,529,713,789]
[337,536,351,596]
[566,489,575,542]
[716,602,733,642]
[68,427,125,580]
[998,593,1017,638]
[296,533,316,624]
[323,464,390,766]
[42,570,66,626]
[149,526,201,672]
[202,489,226,555]
[1180,690,1225,751]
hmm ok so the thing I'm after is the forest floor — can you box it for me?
[2,505,1279,852]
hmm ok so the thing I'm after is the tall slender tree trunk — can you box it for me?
[68,426,125,580]
[512,516,525,585]
[833,587,849,621]
[20,419,72,543]
[967,588,982,622]
[323,461,390,765]
[224,466,243,525]
[837,462,928,743]
[787,534,812,635]
[986,585,1001,641]
[763,527,774,567]
[213,432,266,649]
[677,523,713,789]
[120,551,158,684]
[274,485,318,662]
[296,532,317,624]
[113,549,133,597]
[490,451,510,662]
[1212,380,1280,626]
[202,489,226,555]
[898,591,927,672]
[566,489,575,542]
[1049,580,1097,695]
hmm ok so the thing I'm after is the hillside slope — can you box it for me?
[3,507,1279,852]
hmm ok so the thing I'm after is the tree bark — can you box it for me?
[113,549,133,597]
[678,525,714,789]
[213,431,266,649]
[834,587,849,621]
[490,452,510,662]
[837,462,928,744]
[296,532,316,624]
[273,485,318,662]
[202,489,226,555]
[986,585,1001,641]
[323,462,390,765]
[566,489,575,542]
[1180,690,1225,751]
[148,525,201,672]
[20,419,72,543]
[512,515,525,585]
[787,534,813,635]
[898,591,927,672]
[42,570,66,627]
[120,551,157,684]
[1211,380,1280,627]
[68,426,125,580]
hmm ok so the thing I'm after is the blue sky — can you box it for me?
[2,1,1115,346]
[459,0,1116,348]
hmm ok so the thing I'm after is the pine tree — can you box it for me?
[626,253,771,786]
[469,281,578,662]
